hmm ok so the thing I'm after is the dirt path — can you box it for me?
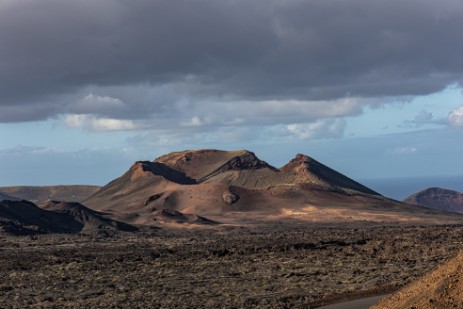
[318,294,389,309]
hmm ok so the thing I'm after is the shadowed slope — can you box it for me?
[41,201,138,233]
[0,199,137,235]
[0,193,19,201]
[0,200,75,235]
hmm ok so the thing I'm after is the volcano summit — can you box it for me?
[83,149,461,226]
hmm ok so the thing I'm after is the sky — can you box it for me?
[1,0,463,187]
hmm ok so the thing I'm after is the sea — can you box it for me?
[359,176,463,201]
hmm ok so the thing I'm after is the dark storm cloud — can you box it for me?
[1,0,463,122]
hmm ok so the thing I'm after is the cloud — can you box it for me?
[1,0,463,124]
[286,118,346,140]
[414,110,434,124]
[403,105,463,129]
[173,97,362,129]
[0,100,64,123]
[65,114,135,131]
[180,116,208,127]
[392,146,417,154]
[0,145,138,185]
[69,93,126,115]
[238,98,362,120]
[402,109,435,128]
[126,126,257,152]
[0,145,57,156]
[447,106,463,127]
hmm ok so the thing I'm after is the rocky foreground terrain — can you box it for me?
[1,223,463,308]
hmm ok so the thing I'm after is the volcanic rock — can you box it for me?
[152,208,218,225]
[223,188,240,205]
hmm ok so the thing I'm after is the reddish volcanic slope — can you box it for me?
[83,149,463,226]
[404,187,463,213]
[373,251,463,309]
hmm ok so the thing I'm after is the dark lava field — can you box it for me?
[1,223,463,308]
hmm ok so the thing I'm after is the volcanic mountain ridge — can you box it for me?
[83,149,463,226]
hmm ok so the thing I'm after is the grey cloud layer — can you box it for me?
[1,0,463,123]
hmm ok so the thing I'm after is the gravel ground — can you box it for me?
[1,223,462,308]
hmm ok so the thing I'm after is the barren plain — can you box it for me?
[1,223,463,308]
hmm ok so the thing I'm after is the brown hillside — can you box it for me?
[280,154,379,194]
[404,187,463,213]
[372,250,463,309]
[0,185,100,204]
[154,150,378,193]
[0,193,19,201]
[155,149,272,182]
[84,149,463,227]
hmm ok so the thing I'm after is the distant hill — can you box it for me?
[0,193,19,201]
[404,187,463,213]
[0,185,100,204]
[0,200,137,236]
[84,149,463,226]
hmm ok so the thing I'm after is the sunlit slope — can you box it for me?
[84,149,463,226]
